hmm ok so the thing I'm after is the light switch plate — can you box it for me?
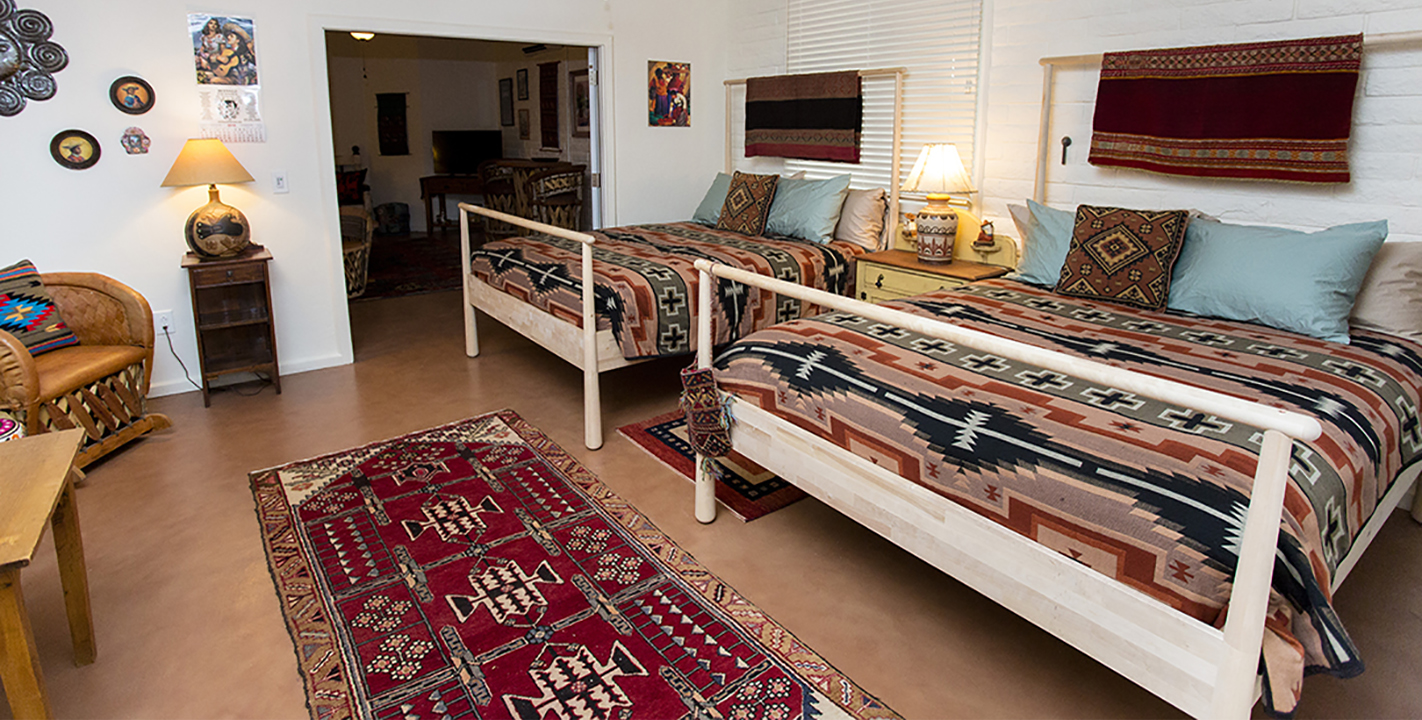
[273,171,289,194]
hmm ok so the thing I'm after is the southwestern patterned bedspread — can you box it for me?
[470,222,865,359]
[713,278,1422,715]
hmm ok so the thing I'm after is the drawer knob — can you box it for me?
[875,273,884,289]
[226,269,235,279]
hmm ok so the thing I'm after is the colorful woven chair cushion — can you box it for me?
[1054,205,1189,310]
[0,259,80,356]
[716,171,779,237]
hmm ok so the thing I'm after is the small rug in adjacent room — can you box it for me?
[618,410,806,521]
[251,410,893,720]
[356,232,463,301]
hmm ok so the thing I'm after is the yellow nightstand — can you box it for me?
[856,249,1010,303]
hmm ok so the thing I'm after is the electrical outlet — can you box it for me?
[273,170,289,194]
[155,310,174,333]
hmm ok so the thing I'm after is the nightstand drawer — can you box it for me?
[860,265,967,299]
[191,263,265,288]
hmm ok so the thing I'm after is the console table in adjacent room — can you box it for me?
[420,175,484,234]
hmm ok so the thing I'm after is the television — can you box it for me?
[431,130,503,175]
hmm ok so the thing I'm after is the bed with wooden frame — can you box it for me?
[689,260,1422,718]
[457,68,908,451]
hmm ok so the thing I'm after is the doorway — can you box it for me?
[321,29,605,352]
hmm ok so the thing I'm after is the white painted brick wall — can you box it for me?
[983,0,1422,243]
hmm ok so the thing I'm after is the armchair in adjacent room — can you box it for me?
[529,163,586,231]
[478,159,520,237]
[0,269,172,468]
[340,206,374,298]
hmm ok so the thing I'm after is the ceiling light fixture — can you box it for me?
[350,31,375,41]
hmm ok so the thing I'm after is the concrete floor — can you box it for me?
[7,289,1422,718]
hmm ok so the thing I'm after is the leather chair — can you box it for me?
[529,164,586,230]
[0,273,172,469]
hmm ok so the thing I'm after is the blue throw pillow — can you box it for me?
[692,173,732,226]
[764,175,852,243]
[1007,199,1075,286]
[1167,217,1389,344]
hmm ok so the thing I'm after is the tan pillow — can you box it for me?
[833,188,886,249]
[1351,241,1422,340]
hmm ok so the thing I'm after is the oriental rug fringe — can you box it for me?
[250,410,893,720]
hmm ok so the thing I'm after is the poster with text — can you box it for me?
[648,61,689,127]
[190,14,258,85]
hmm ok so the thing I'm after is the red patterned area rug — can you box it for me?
[251,410,893,720]
[618,410,807,522]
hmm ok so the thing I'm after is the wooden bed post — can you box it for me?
[459,206,479,358]
[694,265,717,523]
[582,240,602,450]
[1211,428,1292,717]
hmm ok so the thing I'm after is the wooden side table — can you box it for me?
[0,429,94,719]
[182,246,281,407]
[856,249,1010,303]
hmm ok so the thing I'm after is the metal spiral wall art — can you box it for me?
[0,0,67,117]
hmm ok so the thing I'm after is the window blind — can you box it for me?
[783,0,983,196]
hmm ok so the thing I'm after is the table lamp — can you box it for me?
[161,138,256,258]
[900,143,975,263]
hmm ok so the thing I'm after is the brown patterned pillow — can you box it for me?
[1054,205,1190,310]
[716,171,779,236]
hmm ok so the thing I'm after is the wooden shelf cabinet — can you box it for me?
[182,246,281,406]
[855,249,1010,304]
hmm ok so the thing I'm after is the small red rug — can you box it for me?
[251,410,892,720]
[618,410,807,522]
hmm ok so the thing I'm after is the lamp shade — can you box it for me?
[161,138,254,187]
[900,143,974,196]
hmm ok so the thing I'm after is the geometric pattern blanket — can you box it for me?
[713,279,1422,716]
[250,410,896,720]
[470,222,865,359]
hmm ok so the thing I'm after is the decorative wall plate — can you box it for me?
[0,0,69,116]
[121,126,150,154]
[50,129,100,170]
[109,75,154,114]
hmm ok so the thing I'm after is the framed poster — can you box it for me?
[570,69,590,138]
[648,60,689,127]
[189,14,257,85]
[518,109,530,140]
[516,68,529,100]
[499,77,514,126]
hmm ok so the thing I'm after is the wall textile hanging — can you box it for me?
[744,71,861,162]
[1087,34,1362,184]
[377,92,409,156]
[539,61,559,149]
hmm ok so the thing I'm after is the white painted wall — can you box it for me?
[731,0,1422,242]
[0,0,730,398]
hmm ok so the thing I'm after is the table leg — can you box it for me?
[0,567,53,719]
[51,474,95,666]
[424,192,434,235]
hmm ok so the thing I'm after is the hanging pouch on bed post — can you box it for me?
[679,366,733,457]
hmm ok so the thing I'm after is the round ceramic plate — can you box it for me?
[50,129,100,170]
[109,75,155,115]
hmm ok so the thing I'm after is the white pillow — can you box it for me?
[1351,241,1422,340]
[833,188,886,250]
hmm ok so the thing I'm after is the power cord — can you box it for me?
[161,323,202,391]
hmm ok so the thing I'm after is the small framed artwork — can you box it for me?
[499,78,514,126]
[110,76,155,115]
[50,129,101,170]
[516,68,529,100]
[570,69,590,138]
[518,109,531,140]
[649,60,689,127]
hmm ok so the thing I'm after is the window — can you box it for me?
[783,0,984,196]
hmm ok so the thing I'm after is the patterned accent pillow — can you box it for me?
[337,169,367,206]
[1054,205,1189,310]
[0,259,80,356]
[716,171,779,236]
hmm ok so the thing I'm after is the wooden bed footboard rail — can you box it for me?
[460,203,605,449]
[692,259,1322,719]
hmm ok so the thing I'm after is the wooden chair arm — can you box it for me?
[0,329,39,409]
[40,273,155,350]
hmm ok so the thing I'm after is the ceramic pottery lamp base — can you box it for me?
[185,184,251,258]
[915,195,958,264]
